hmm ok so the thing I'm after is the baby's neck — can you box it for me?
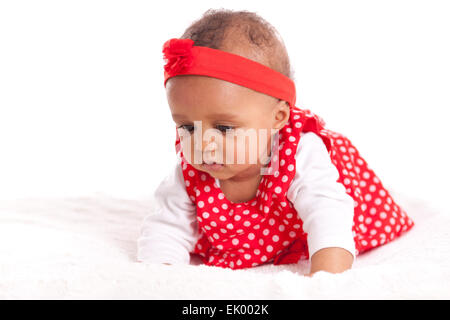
[216,172,263,204]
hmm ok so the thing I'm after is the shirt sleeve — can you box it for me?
[137,158,199,265]
[286,131,356,260]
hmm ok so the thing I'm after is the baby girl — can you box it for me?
[137,9,414,275]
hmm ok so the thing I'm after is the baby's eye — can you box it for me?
[216,125,234,133]
[177,124,195,133]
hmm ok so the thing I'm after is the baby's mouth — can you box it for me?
[203,160,221,165]
[201,161,224,171]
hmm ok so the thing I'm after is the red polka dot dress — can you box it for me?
[174,106,414,270]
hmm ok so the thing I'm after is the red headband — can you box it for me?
[162,38,296,107]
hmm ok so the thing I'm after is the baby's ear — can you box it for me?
[272,100,290,130]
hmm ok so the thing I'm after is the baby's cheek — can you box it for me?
[180,136,196,164]
[223,133,261,165]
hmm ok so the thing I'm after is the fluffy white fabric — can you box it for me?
[1,191,449,299]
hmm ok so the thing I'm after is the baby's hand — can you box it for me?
[309,247,353,275]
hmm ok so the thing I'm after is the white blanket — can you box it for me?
[1,191,449,299]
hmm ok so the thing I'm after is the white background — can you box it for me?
[0,0,449,211]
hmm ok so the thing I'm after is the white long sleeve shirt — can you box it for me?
[137,131,356,265]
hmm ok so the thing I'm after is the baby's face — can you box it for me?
[166,75,289,181]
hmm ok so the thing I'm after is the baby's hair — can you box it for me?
[180,8,294,81]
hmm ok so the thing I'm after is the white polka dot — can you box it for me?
[213,233,219,239]
[261,255,267,262]
[188,170,195,177]
[248,233,255,240]
[208,196,214,203]
[263,229,270,236]
[227,223,234,230]
[219,215,227,221]
[222,203,228,210]
[279,225,285,232]
[244,254,251,260]
[287,164,294,171]
[232,238,239,245]
[274,186,282,194]
[285,148,292,156]
[272,235,279,242]
[289,231,296,238]
[266,245,273,252]
[202,212,210,219]
[282,175,289,183]
[198,201,204,208]
[218,193,225,199]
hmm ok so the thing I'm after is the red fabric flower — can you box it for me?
[162,38,195,74]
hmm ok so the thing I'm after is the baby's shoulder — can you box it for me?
[294,131,327,158]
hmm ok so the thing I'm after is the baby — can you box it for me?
[137,9,414,275]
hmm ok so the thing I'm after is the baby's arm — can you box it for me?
[287,132,355,275]
[137,159,199,265]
